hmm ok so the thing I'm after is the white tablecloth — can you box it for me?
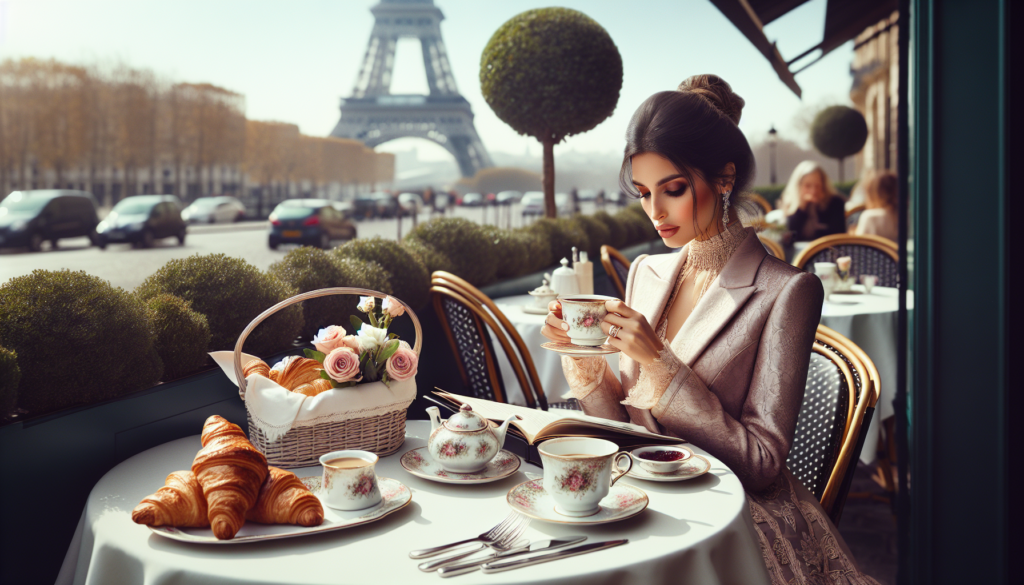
[58,421,768,585]
[494,287,907,465]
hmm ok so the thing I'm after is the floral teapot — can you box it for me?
[425,404,516,473]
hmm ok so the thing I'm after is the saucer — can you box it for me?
[521,305,549,315]
[541,341,620,357]
[506,479,648,525]
[400,447,521,484]
[626,453,712,482]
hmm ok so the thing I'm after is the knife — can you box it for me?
[437,536,587,578]
[480,539,628,573]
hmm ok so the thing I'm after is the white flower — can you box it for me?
[356,323,389,351]
[357,296,376,313]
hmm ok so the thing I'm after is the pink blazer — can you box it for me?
[574,228,824,490]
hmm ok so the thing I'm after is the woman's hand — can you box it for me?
[541,300,572,344]
[600,300,663,366]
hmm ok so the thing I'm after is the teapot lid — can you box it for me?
[444,404,489,431]
[552,257,575,276]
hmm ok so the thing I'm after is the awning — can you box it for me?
[709,0,898,97]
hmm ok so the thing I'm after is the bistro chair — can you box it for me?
[749,192,774,215]
[431,272,548,410]
[758,234,785,260]
[792,233,899,288]
[600,245,631,299]
[786,325,878,525]
[845,203,866,232]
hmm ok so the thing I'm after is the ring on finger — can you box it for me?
[608,325,621,339]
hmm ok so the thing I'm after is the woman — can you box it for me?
[781,160,846,241]
[543,75,879,585]
[855,170,898,242]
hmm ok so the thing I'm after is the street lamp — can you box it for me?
[768,125,778,185]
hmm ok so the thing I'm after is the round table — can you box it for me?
[58,421,769,585]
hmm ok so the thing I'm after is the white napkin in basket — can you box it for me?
[210,351,417,443]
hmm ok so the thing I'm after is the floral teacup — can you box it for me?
[538,437,633,517]
[559,295,617,346]
[319,450,382,511]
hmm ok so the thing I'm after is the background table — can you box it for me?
[58,421,769,585]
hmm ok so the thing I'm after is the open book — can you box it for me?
[434,390,686,448]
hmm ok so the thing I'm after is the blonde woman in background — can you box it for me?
[782,161,846,241]
[855,170,898,242]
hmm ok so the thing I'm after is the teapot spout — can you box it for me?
[426,406,442,433]
[493,415,517,451]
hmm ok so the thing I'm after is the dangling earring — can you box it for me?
[721,189,732,225]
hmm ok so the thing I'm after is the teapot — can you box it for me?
[426,404,516,473]
[548,257,579,296]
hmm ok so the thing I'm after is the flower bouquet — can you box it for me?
[834,256,854,292]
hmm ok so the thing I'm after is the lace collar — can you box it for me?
[687,222,747,274]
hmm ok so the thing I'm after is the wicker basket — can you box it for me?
[232,287,422,468]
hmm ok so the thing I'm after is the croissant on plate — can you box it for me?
[276,357,322,390]
[191,415,268,540]
[131,470,210,528]
[243,359,271,380]
[292,378,333,397]
[246,467,324,527]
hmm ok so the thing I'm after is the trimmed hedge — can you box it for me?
[0,346,20,417]
[525,218,590,268]
[0,270,163,413]
[592,210,628,250]
[404,218,498,286]
[333,237,426,310]
[146,294,212,380]
[568,214,611,260]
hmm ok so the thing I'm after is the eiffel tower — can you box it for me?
[331,0,493,178]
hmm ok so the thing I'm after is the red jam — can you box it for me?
[637,450,686,462]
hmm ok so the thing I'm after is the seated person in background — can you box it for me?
[781,160,846,241]
[855,170,898,242]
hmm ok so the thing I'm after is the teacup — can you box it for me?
[559,295,617,346]
[860,274,878,294]
[538,437,633,517]
[319,450,382,511]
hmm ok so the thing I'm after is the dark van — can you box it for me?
[0,190,100,251]
[96,195,187,249]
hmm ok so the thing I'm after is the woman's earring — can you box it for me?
[722,190,732,225]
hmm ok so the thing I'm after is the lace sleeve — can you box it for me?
[621,343,682,410]
[560,356,608,400]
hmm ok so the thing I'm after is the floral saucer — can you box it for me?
[625,453,712,482]
[506,479,648,525]
[147,476,411,544]
[540,341,620,358]
[521,304,550,315]
[400,447,521,484]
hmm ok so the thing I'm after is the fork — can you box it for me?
[408,513,524,559]
[418,527,530,573]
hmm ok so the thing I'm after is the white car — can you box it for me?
[181,196,246,224]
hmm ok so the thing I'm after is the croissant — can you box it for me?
[292,378,333,397]
[243,359,271,380]
[131,470,210,528]
[191,415,268,540]
[246,467,324,527]
[276,357,322,390]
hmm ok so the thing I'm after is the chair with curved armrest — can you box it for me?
[600,245,630,299]
[792,234,899,288]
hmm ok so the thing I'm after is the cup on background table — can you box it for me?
[860,275,878,294]
[319,450,382,511]
[538,437,633,517]
[559,295,618,346]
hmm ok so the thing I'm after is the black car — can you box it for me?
[0,190,100,251]
[268,199,357,250]
[353,193,379,219]
[96,195,187,249]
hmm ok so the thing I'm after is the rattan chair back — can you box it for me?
[758,235,785,260]
[600,245,631,299]
[792,234,899,288]
[749,193,774,214]
[431,272,548,410]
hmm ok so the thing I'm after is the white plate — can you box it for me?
[506,479,648,525]
[626,453,712,482]
[400,447,521,484]
[147,476,411,544]
[540,341,620,358]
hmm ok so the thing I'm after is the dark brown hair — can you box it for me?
[619,74,756,237]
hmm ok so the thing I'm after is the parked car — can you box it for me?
[332,201,355,219]
[372,192,399,219]
[181,196,246,224]
[354,193,379,219]
[577,189,598,201]
[521,191,574,217]
[96,195,186,249]
[496,190,521,205]
[433,192,451,211]
[460,192,484,207]
[397,193,424,216]
[268,199,357,250]
[0,189,100,251]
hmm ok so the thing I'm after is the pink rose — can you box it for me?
[312,325,347,354]
[836,256,852,272]
[382,296,405,318]
[323,347,362,383]
[341,335,362,352]
[386,346,418,382]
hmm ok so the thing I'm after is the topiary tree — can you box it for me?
[333,237,427,310]
[404,218,498,286]
[146,294,212,380]
[0,346,20,418]
[0,270,163,414]
[136,254,303,357]
[270,247,393,340]
[480,8,622,218]
[810,105,868,182]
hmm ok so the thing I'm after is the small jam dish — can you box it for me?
[631,445,692,474]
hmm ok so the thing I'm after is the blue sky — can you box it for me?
[1,0,853,160]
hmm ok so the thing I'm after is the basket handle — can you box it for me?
[233,287,422,398]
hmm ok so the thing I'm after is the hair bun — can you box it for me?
[678,74,745,125]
